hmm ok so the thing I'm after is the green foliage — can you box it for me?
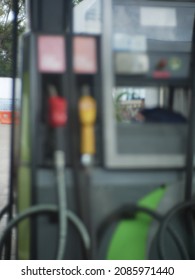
[0,0,25,77]
[0,0,83,77]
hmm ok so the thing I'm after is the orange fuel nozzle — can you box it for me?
[78,85,97,157]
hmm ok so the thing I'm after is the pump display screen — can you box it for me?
[113,1,195,79]
[113,1,195,51]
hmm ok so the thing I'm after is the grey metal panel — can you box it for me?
[34,167,184,259]
[27,0,66,33]
[89,168,184,229]
[35,169,83,260]
[36,171,57,260]
[114,0,195,6]
[117,124,187,155]
[102,0,117,168]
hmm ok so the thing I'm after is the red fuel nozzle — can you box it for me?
[48,85,67,128]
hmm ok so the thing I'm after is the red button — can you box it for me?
[156,59,167,70]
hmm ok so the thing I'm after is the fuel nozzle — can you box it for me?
[48,85,68,128]
[79,85,97,167]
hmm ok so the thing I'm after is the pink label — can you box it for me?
[38,36,66,73]
[74,37,97,74]
[153,71,171,79]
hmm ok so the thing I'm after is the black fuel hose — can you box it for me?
[0,205,11,221]
[97,204,189,260]
[156,200,195,260]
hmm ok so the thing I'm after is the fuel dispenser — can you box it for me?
[101,0,195,260]
[1,0,195,260]
[0,0,97,260]
[12,0,102,260]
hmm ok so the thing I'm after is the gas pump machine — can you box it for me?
[1,0,195,260]
[10,0,101,260]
